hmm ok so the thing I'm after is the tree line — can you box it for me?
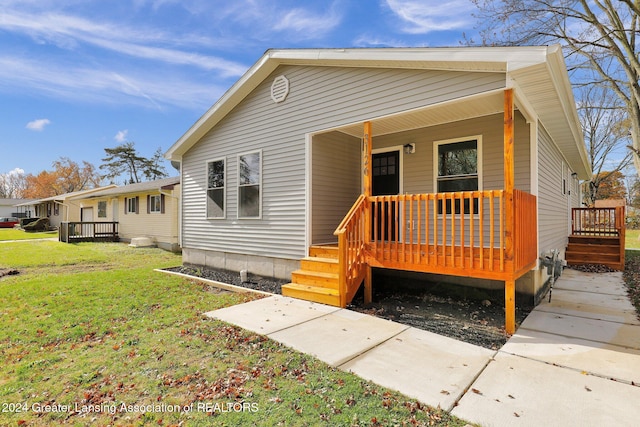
[0,142,168,199]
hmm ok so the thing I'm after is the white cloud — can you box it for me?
[115,129,128,142]
[26,118,51,131]
[0,55,222,110]
[273,4,343,39]
[0,8,247,77]
[384,0,474,34]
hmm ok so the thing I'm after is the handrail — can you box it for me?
[333,195,368,307]
[334,194,366,234]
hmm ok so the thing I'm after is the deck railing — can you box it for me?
[334,195,368,307]
[513,190,538,275]
[59,222,119,243]
[334,190,538,300]
[572,207,625,236]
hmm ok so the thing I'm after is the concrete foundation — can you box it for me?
[182,247,300,280]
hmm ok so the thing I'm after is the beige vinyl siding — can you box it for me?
[538,124,571,253]
[79,191,179,245]
[312,131,361,244]
[182,64,506,259]
[375,112,530,194]
[368,112,531,247]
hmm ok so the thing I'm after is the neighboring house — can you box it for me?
[72,177,181,252]
[18,186,117,229]
[0,198,33,218]
[164,46,590,333]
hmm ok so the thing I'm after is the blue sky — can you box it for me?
[0,0,479,179]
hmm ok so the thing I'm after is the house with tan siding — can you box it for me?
[165,46,591,333]
[72,177,181,252]
[19,186,117,229]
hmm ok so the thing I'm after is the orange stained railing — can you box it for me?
[513,190,538,275]
[334,190,538,305]
[369,190,511,279]
[333,195,368,307]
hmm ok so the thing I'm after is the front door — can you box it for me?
[372,150,400,241]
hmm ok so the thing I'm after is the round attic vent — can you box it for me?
[271,75,289,103]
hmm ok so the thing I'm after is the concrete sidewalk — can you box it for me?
[205,268,640,426]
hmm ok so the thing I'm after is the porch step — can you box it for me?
[300,257,339,274]
[565,235,623,270]
[280,283,340,306]
[290,270,339,289]
[282,244,342,306]
[309,245,339,259]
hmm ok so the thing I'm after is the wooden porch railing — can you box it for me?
[368,190,537,280]
[59,221,119,243]
[333,195,369,307]
[333,190,538,304]
[513,190,538,275]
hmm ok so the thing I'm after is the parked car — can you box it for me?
[0,217,20,228]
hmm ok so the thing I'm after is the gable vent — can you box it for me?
[271,75,290,103]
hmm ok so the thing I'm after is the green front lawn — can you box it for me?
[626,229,640,250]
[0,228,58,241]
[0,241,468,426]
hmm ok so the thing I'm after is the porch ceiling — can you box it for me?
[333,90,505,138]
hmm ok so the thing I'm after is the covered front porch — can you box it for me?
[283,89,538,334]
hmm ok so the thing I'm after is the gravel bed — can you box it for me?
[164,265,286,294]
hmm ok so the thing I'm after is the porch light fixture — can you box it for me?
[404,143,416,154]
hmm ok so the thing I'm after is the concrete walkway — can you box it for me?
[205,269,640,426]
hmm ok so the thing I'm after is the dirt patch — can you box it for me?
[349,283,533,351]
[0,269,19,279]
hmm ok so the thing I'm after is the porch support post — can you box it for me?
[504,89,516,335]
[363,121,372,241]
[363,121,373,304]
[363,121,373,198]
[504,88,515,260]
[505,279,516,335]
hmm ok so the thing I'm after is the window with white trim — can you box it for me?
[238,151,261,218]
[126,196,138,214]
[207,159,225,218]
[149,195,162,213]
[435,137,480,214]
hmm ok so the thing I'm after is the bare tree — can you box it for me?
[0,168,27,198]
[579,84,633,204]
[470,0,640,173]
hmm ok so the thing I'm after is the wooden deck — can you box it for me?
[565,207,625,270]
[59,221,119,243]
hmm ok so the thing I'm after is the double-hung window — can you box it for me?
[98,201,107,218]
[149,195,162,213]
[238,151,261,218]
[207,159,225,218]
[436,137,480,214]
